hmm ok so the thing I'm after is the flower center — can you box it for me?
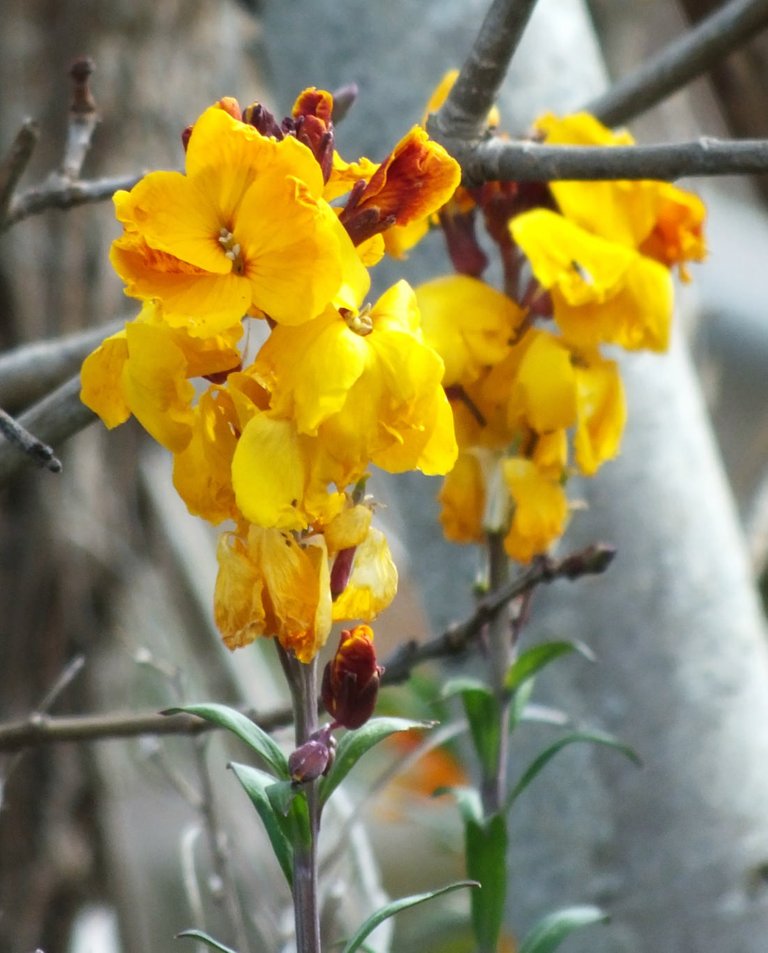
[341,303,373,336]
[218,227,245,275]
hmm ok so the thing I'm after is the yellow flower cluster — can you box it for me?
[415,96,706,562]
[81,90,460,661]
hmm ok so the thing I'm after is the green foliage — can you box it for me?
[517,905,609,953]
[504,641,594,694]
[442,677,501,779]
[465,812,508,952]
[339,881,479,953]
[506,730,641,811]
[318,716,435,807]
[228,763,295,886]
[164,703,289,779]
[176,929,239,952]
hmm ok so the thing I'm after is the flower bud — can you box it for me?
[321,625,383,730]
[288,725,336,784]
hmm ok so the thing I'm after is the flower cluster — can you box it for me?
[82,89,460,662]
[413,83,706,562]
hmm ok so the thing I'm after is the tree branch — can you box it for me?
[0,375,95,483]
[2,171,144,231]
[582,0,768,128]
[0,408,62,473]
[0,119,39,225]
[458,135,768,183]
[431,0,539,141]
[0,542,616,753]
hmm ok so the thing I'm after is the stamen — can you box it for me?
[342,302,374,336]
[218,227,244,274]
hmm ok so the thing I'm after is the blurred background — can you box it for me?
[2,2,768,951]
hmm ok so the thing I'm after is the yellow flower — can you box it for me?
[573,354,626,476]
[502,457,568,563]
[214,524,332,662]
[252,279,458,486]
[80,300,241,452]
[438,450,487,544]
[535,111,706,276]
[332,526,398,621]
[111,104,357,330]
[416,275,523,387]
[511,209,673,351]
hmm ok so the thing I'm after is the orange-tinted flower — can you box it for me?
[111,104,356,331]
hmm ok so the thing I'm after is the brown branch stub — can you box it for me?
[0,119,40,225]
[458,135,768,183]
[431,0,539,142]
[582,0,768,127]
[62,55,99,180]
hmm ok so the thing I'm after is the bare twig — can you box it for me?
[0,119,39,224]
[0,375,96,484]
[2,171,143,231]
[62,56,99,180]
[582,0,768,127]
[0,407,62,473]
[458,135,768,183]
[430,0,539,141]
[0,544,616,752]
[0,321,122,411]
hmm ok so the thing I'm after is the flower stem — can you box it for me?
[481,531,513,817]
[277,646,322,953]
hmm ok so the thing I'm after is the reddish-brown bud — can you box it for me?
[288,725,336,784]
[321,625,383,730]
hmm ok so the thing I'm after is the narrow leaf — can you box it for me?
[341,880,479,953]
[318,717,434,807]
[434,785,484,827]
[507,731,641,810]
[268,780,311,851]
[441,676,490,699]
[229,763,293,886]
[176,929,239,953]
[164,703,288,779]
[518,904,608,953]
[505,641,594,694]
[466,813,508,952]
[442,679,500,778]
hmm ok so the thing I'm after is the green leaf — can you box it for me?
[176,929,239,953]
[518,905,609,953]
[340,880,479,953]
[164,703,289,779]
[229,763,294,887]
[508,677,536,731]
[506,730,641,810]
[269,780,312,851]
[318,717,434,807]
[434,785,484,826]
[442,678,500,778]
[465,813,508,952]
[505,641,594,694]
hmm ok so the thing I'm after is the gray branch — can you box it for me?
[430,0,539,141]
[582,0,768,127]
[459,135,768,183]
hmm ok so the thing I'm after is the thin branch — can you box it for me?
[582,0,768,128]
[0,543,616,753]
[458,135,768,183]
[382,543,616,684]
[0,375,96,484]
[62,56,99,181]
[2,171,144,231]
[0,119,39,224]
[431,0,540,141]
[0,407,62,473]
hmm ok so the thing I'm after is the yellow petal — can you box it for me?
[510,332,577,433]
[574,358,627,476]
[232,413,308,530]
[502,457,568,563]
[417,275,522,386]
[80,330,131,428]
[332,527,398,621]
[438,451,486,544]
[324,504,373,553]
